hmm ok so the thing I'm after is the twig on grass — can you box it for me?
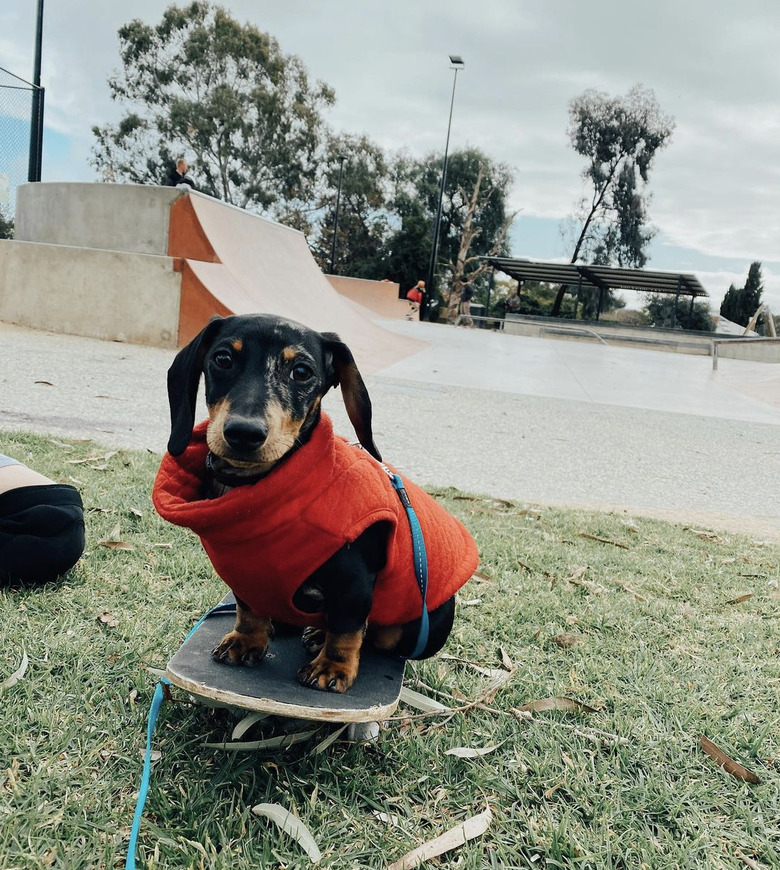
[511,709,629,747]
[578,531,630,549]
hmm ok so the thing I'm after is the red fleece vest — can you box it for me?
[152,414,478,627]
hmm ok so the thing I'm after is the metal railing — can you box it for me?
[711,337,780,370]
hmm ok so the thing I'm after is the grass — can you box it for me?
[0,429,778,869]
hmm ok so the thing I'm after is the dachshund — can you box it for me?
[153,314,477,693]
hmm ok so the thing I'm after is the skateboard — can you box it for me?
[166,595,406,723]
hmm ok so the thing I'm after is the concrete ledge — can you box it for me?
[0,239,181,347]
[714,337,780,363]
[505,314,720,356]
[14,182,182,256]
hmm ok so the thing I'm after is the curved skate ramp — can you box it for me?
[168,193,422,370]
[0,183,423,374]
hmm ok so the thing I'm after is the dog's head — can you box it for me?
[165,314,381,471]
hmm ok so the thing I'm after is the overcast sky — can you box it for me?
[2,0,779,310]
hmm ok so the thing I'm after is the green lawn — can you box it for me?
[1,430,778,869]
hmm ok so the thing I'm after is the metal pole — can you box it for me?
[672,274,682,328]
[35,87,45,180]
[423,58,463,320]
[27,0,45,182]
[328,155,347,275]
[484,268,495,328]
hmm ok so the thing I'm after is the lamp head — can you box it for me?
[449,55,465,68]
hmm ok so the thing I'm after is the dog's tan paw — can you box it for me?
[212,630,268,667]
[297,653,359,693]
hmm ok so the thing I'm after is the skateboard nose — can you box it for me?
[223,417,268,453]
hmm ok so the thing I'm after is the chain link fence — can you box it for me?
[0,66,41,231]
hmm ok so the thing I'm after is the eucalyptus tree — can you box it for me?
[553,84,675,316]
[91,2,334,220]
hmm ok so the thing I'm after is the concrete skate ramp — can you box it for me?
[326,275,410,320]
[169,193,423,372]
[1,183,422,372]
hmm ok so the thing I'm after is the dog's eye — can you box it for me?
[213,351,233,370]
[291,363,314,382]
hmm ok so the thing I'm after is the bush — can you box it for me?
[643,294,713,331]
[0,210,13,240]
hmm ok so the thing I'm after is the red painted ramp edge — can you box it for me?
[166,193,424,372]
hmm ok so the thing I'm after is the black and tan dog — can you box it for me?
[153,314,478,693]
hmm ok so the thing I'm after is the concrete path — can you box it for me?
[1,319,778,539]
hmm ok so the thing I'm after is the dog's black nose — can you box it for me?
[223,418,268,453]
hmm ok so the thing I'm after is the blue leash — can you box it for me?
[124,605,226,869]
[388,472,430,658]
[124,478,428,866]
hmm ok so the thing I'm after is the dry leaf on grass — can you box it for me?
[387,805,492,870]
[612,579,647,602]
[66,451,117,466]
[99,540,134,551]
[204,729,318,751]
[97,612,120,628]
[251,803,321,864]
[311,724,348,755]
[690,528,721,541]
[399,687,451,714]
[515,696,598,714]
[231,712,270,741]
[445,742,504,759]
[723,593,753,606]
[98,521,133,551]
[700,735,761,784]
[500,647,513,670]
[550,633,581,649]
[0,649,29,690]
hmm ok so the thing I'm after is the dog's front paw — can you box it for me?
[301,626,327,655]
[297,652,359,693]
[212,630,268,667]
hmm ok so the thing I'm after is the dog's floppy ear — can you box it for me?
[321,332,381,462]
[166,318,226,455]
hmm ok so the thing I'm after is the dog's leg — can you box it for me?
[212,597,272,667]
[296,625,366,693]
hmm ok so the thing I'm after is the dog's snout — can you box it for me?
[223,418,268,453]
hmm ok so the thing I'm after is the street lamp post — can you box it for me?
[27,0,45,182]
[328,154,347,274]
[422,54,464,321]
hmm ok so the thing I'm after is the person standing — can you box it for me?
[164,157,197,190]
[405,280,426,320]
[455,281,475,328]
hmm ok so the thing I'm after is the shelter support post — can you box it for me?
[672,274,682,328]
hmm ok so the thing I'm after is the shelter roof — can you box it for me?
[485,257,708,298]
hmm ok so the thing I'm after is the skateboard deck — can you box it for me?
[166,596,406,723]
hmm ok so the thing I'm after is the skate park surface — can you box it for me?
[1,182,777,538]
[2,314,778,541]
